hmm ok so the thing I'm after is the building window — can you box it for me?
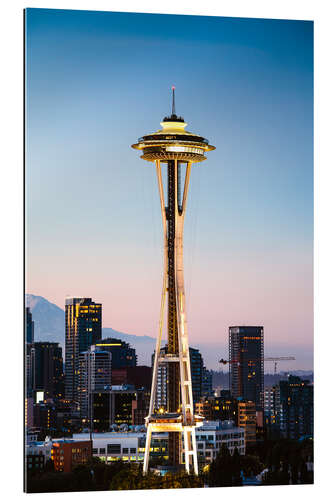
[92,448,98,454]
[130,448,136,454]
[122,448,129,454]
[100,448,106,454]
[107,444,121,454]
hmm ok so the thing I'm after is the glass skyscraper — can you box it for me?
[65,298,102,403]
[229,326,264,410]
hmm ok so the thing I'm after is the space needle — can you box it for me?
[132,87,215,474]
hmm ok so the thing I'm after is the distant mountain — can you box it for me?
[25,294,65,347]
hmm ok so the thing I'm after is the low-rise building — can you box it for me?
[51,439,92,473]
[195,420,245,465]
[72,420,244,467]
[72,431,167,464]
[26,436,53,472]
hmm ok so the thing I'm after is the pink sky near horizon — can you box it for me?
[26,240,313,352]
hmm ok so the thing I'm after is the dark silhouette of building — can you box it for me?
[195,393,238,423]
[202,367,213,397]
[94,337,137,368]
[111,366,152,390]
[25,307,35,402]
[65,298,102,403]
[26,307,34,344]
[279,375,313,439]
[189,348,204,404]
[89,386,144,430]
[229,326,264,410]
[33,342,64,399]
[132,391,150,425]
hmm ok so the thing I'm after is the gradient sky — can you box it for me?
[25,9,313,369]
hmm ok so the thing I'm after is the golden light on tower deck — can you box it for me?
[132,87,215,475]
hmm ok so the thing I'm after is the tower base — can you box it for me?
[143,413,203,475]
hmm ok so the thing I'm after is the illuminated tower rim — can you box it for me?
[132,119,215,163]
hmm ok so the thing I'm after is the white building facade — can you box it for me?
[72,420,244,466]
[195,420,245,464]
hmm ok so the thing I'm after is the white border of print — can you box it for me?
[0,1,331,499]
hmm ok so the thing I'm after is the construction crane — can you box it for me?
[219,356,296,375]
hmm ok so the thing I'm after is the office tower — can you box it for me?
[90,386,143,430]
[25,307,35,402]
[238,401,257,446]
[202,367,213,397]
[65,298,102,403]
[132,391,151,425]
[229,326,264,410]
[33,342,64,399]
[78,345,112,423]
[26,306,34,344]
[263,385,281,436]
[279,375,313,439]
[26,344,35,397]
[132,87,215,473]
[111,366,152,390]
[94,337,137,368]
[195,394,238,423]
[153,346,207,412]
[152,346,168,411]
[189,348,204,404]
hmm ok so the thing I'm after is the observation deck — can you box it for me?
[132,114,215,163]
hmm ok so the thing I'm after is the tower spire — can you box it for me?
[172,85,176,116]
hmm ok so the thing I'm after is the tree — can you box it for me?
[239,454,263,477]
[208,445,242,487]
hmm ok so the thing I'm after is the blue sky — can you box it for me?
[25,9,313,369]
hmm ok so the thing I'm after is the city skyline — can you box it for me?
[25,9,313,370]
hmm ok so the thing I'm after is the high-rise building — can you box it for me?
[153,345,207,411]
[132,391,150,425]
[195,394,238,423]
[152,346,168,411]
[202,367,213,398]
[238,401,257,446]
[65,298,102,403]
[94,337,137,368]
[78,345,112,422]
[26,307,34,344]
[89,386,144,430]
[189,348,204,404]
[263,385,280,436]
[279,376,313,439]
[25,307,35,400]
[229,326,264,410]
[33,342,64,399]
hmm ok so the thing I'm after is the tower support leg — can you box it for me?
[143,425,152,474]
[183,429,190,474]
[192,427,199,475]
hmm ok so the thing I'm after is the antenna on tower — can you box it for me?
[172,85,176,116]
